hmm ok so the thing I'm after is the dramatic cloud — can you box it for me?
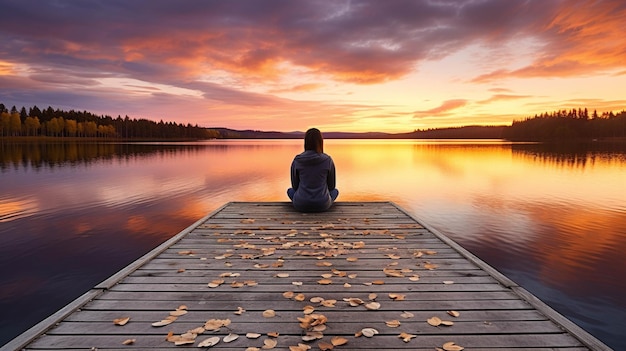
[0,0,624,132]
[414,99,468,118]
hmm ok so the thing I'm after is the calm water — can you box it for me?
[1,139,625,349]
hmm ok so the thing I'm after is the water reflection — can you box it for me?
[1,139,625,349]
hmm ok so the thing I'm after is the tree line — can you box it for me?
[503,108,626,141]
[0,103,219,139]
[1,102,625,141]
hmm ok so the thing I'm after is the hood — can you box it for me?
[294,150,328,165]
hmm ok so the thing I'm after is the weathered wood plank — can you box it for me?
[6,202,610,351]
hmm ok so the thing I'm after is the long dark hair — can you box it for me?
[304,128,324,153]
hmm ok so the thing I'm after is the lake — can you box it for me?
[1,139,625,349]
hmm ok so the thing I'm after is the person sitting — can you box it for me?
[287,128,339,212]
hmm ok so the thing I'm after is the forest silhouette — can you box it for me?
[1,102,625,141]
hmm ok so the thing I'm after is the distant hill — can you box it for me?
[212,125,506,139]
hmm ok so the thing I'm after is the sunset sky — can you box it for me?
[1,0,625,133]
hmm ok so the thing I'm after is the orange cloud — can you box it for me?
[414,99,468,118]
[472,0,626,82]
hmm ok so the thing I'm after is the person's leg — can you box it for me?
[287,188,295,200]
[330,188,339,201]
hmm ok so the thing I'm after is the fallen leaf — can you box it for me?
[240,218,255,224]
[303,305,316,314]
[447,310,460,318]
[385,319,401,327]
[443,280,454,285]
[208,279,225,288]
[409,275,420,281]
[440,320,455,326]
[371,280,385,285]
[365,302,381,310]
[424,263,438,270]
[151,319,174,327]
[398,332,417,342]
[283,291,295,299]
[368,293,378,300]
[389,293,405,301]
[263,309,276,318]
[400,311,415,318]
[113,317,130,326]
[317,279,332,285]
[318,341,334,350]
[346,257,358,262]
[442,341,464,351]
[262,338,278,349]
[246,348,261,351]
[276,273,290,278]
[343,283,352,288]
[294,293,306,301]
[246,333,262,339]
[331,336,348,346]
[310,296,324,303]
[223,333,239,343]
[289,344,312,351]
[122,339,135,345]
[267,331,280,338]
[198,336,220,347]
[170,309,187,317]
[360,328,379,338]
[427,316,442,326]
[321,299,337,307]
[292,281,303,286]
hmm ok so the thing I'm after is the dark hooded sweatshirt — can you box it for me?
[290,150,336,212]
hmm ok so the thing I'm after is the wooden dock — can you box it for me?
[3,202,611,351]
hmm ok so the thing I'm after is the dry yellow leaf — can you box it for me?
[198,336,220,347]
[170,309,188,317]
[208,279,224,288]
[223,333,239,343]
[443,280,454,285]
[263,309,276,318]
[318,341,334,350]
[247,347,261,351]
[231,281,245,288]
[317,278,332,285]
[409,275,420,281]
[267,331,280,338]
[360,328,379,338]
[371,280,385,285]
[424,263,438,270]
[316,261,333,267]
[276,273,290,278]
[442,341,464,351]
[398,332,416,342]
[427,316,442,326]
[310,296,324,303]
[346,257,358,262]
[331,336,348,346]
[255,263,270,268]
[365,302,381,310]
[262,338,278,349]
[122,339,135,345]
[447,310,460,318]
[389,293,405,301]
[113,317,130,326]
[343,283,352,288]
[240,218,255,224]
[294,293,306,301]
[321,299,337,307]
[289,344,311,351]
[283,291,295,299]
[292,281,303,286]
[385,319,401,327]
[303,305,315,314]
[400,311,414,318]
[440,320,454,326]
[151,319,174,327]
[177,268,185,273]
[348,273,357,278]
[246,333,262,339]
